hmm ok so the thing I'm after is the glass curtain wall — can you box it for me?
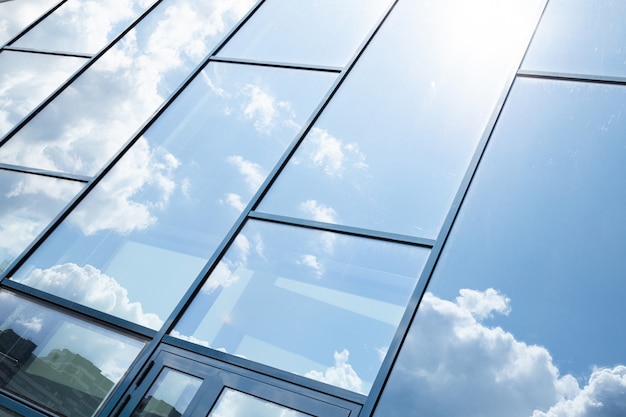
[2,0,624,417]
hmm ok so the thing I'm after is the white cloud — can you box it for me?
[375,288,626,417]
[305,349,364,394]
[221,192,246,213]
[210,389,304,417]
[19,263,163,329]
[170,330,210,348]
[298,128,368,178]
[532,366,626,417]
[69,137,179,236]
[299,199,338,223]
[201,234,250,294]
[16,316,43,333]
[227,155,265,192]
[242,84,278,134]
[298,254,324,278]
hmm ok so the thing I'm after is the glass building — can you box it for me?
[1,0,625,416]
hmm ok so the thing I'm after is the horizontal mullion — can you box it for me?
[517,68,626,85]
[0,163,90,182]
[249,211,436,248]
[209,55,343,73]
[2,46,92,59]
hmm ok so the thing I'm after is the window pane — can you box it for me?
[173,220,429,394]
[9,63,335,330]
[0,0,258,177]
[217,0,392,67]
[0,0,58,45]
[373,78,626,417]
[13,0,154,54]
[208,389,310,417]
[522,0,626,77]
[257,0,544,239]
[0,51,86,139]
[0,290,145,417]
[0,405,22,417]
[131,368,202,417]
[0,169,83,273]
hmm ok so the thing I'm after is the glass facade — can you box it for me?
[1,1,624,417]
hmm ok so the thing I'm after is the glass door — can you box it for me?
[118,346,360,417]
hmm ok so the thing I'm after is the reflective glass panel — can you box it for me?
[0,169,83,273]
[208,389,309,417]
[173,220,430,394]
[0,0,258,177]
[0,289,144,417]
[13,0,154,54]
[217,0,392,67]
[373,78,626,417]
[131,368,202,417]
[9,63,336,330]
[0,405,22,417]
[0,51,86,139]
[0,0,58,45]
[257,0,545,240]
[523,0,626,78]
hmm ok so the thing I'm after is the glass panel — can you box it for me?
[0,169,83,273]
[257,0,544,240]
[373,78,626,416]
[522,0,626,78]
[13,0,154,54]
[208,389,310,417]
[0,289,144,417]
[173,220,429,394]
[0,51,86,139]
[0,405,22,417]
[0,0,59,45]
[0,0,258,177]
[131,368,202,417]
[9,63,335,330]
[217,0,392,67]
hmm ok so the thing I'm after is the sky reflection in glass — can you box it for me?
[258,0,544,240]
[373,78,626,417]
[0,169,83,273]
[217,0,392,67]
[0,51,86,139]
[13,0,154,55]
[0,0,58,45]
[173,220,429,394]
[523,0,626,78]
[0,0,257,177]
[0,289,144,417]
[208,389,308,417]
[9,63,335,330]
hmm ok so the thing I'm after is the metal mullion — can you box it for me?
[209,55,343,73]
[359,1,553,416]
[0,164,90,182]
[1,46,92,59]
[0,0,165,147]
[517,68,626,86]
[1,0,67,49]
[249,211,435,248]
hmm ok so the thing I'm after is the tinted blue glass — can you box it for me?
[0,169,83,273]
[523,0,626,78]
[217,0,392,67]
[13,0,154,54]
[0,0,258,177]
[258,0,544,239]
[0,51,86,139]
[173,220,430,394]
[374,78,626,417]
[0,0,59,45]
[9,63,335,330]
[0,289,144,417]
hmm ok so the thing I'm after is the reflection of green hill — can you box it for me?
[26,349,114,398]
[1,348,115,417]
[137,396,183,417]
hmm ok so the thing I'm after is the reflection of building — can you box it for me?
[1,1,626,417]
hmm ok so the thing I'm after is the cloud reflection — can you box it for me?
[305,349,364,394]
[375,289,626,417]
